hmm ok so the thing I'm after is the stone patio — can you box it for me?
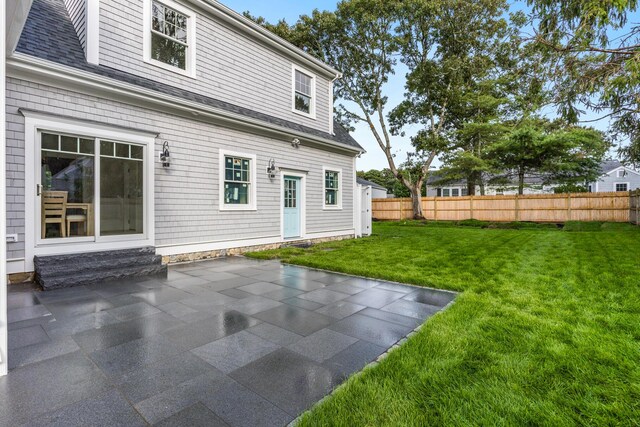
[2,257,456,426]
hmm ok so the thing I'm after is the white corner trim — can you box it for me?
[143,0,197,78]
[218,149,258,211]
[291,64,316,120]
[1,0,8,377]
[322,166,343,210]
[85,0,100,65]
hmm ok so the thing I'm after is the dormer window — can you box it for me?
[292,65,316,118]
[144,0,196,77]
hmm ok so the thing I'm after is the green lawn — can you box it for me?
[247,221,640,425]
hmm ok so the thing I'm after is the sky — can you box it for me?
[224,0,617,172]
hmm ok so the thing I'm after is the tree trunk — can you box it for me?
[518,170,525,195]
[409,186,424,219]
[480,182,486,196]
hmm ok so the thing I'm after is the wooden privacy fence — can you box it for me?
[373,192,631,223]
[631,190,640,225]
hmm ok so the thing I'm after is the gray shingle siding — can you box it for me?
[16,0,361,151]
[590,168,640,192]
[6,78,355,260]
[63,0,86,53]
[100,0,331,134]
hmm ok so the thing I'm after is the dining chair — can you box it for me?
[41,191,67,238]
[66,208,88,237]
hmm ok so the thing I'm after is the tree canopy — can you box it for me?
[528,0,640,165]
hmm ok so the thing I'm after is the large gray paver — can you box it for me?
[6,256,455,426]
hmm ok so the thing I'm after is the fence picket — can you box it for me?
[372,192,632,223]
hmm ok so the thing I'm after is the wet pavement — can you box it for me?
[2,257,456,426]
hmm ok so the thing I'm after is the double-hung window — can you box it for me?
[616,183,628,192]
[293,66,315,118]
[219,150,257,210]
[323,168,341,209]
[145,0,196,76]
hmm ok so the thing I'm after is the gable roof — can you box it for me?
[356,177,387,191]
[14,0,363,153]
[600,160,624,174]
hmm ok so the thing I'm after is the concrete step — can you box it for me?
[38,264,167,290]
[34,247,167,290]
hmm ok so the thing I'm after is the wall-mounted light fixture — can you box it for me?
[266,158,277,179]
[159,141,170,167]
[291,138,300,148]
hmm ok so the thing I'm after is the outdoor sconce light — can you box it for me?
[267,158,277,179]
[159,141,170,167]
[291,138,301,148]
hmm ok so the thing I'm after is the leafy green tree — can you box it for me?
[489,124,610,194]
[248,0,512,218]
[389,0,512,208]
[528,0,640,165]
[357,169,411,197]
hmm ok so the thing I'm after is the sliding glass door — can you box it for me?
[99,141,144,236]
[38,132,146,242]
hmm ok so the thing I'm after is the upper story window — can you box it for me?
[323,168,342,209]
[219,150,257,211]
[144,0,196,77]
[292,65,316,118]
[617,169,627,178]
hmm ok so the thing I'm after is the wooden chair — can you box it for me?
[66,208,88,237]
[41,191,67,238]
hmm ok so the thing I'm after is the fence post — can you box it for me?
[567,193,572,222]
[470,195,474,220]
[514,194,519,221]
[434,197,438,221]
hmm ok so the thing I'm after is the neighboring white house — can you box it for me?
[426,160,639,197]
[4,0,365,275]
[425,174,555,197]
[356,177,388,199]
[587,160,640,193]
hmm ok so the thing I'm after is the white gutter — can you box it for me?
[7,53,363,155]
[193,0,340,79]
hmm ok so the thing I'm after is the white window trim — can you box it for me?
[143,0,197,78]
[438,186,465,197]
[292,64,316,119]
[219,149,257,211]
[23,112,156,272]
[322,166,342,210]
[615,182,630,192]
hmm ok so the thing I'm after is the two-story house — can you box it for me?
[5,0,364,279]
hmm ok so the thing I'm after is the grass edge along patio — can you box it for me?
[247,221,640,426]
